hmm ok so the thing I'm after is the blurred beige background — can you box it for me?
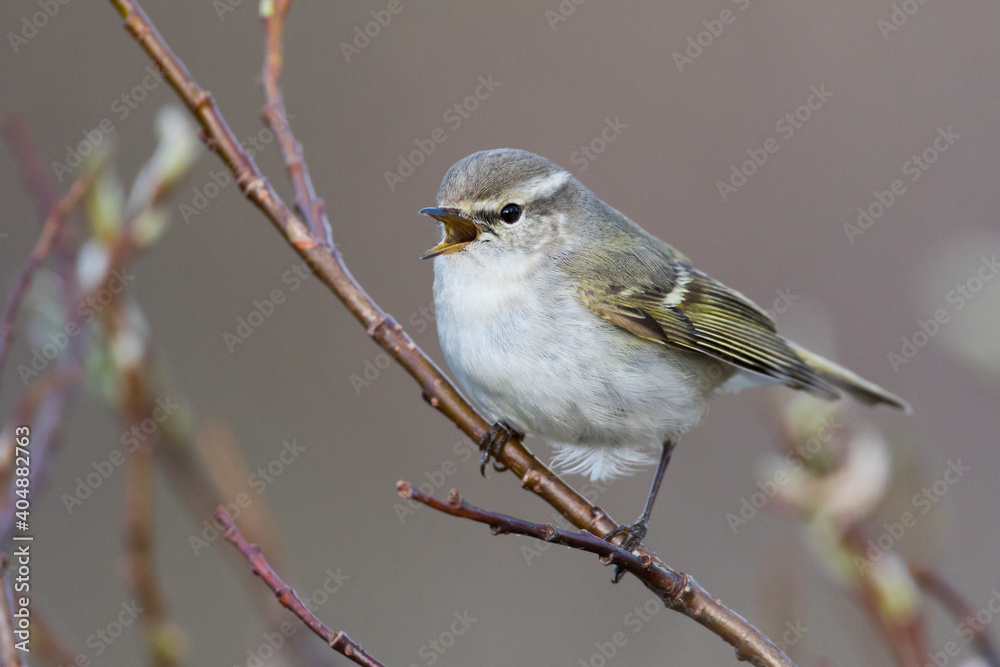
[2,1,999,665]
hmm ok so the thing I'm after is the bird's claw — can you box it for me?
[604,521,648,552]
[479,421,521,476]
[603,520,649,583]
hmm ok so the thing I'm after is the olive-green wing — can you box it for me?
[566,245,841,399]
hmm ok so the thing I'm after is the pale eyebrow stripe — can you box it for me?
[473,170,572,212]
[519,171,571,200]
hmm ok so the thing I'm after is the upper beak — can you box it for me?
[418,207,480,259]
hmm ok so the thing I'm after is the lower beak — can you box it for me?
[419,207,479,259]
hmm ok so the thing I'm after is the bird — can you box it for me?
[418,148,909,557]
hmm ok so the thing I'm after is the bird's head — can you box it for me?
[419,149,581,260]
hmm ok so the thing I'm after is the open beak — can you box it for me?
[418,207,480,259]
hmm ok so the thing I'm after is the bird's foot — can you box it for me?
[478,421,521,476]
[604,519,648,552]
[603,518,649,583]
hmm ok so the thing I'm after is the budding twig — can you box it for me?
[0,123,88,545]
[260,0,333,247]
[216,508,385,667]
[4,116,60,222]
[398,482,667,584]
[0,171,92,393]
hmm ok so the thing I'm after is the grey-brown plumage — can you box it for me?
[420,148,908,545]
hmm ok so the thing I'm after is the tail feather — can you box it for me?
[789,342,912,413]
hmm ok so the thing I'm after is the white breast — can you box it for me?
[433,251,716,481]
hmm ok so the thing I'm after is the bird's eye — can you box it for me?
[499,203,521,224]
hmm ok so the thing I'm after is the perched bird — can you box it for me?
[419,148,909,553]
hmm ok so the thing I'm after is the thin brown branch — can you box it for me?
[105,2,795,664]
[911,565,1000,666]
[3,116,60,222]
[399,482,654,572]
[0,120,88,546]
[398,482,796,664]
[153,435,223,532]
[843,516,927,666]
[0,171,92,387]
[156,424,328,666]
[4,115,82,309]
[215,508,385,667]
[104,243,178,665]
[121,367,180,667]
[122,450,167,663]
[0,366,82,506]
[192,423,283,562]
[0,366,83,544]
[260,0,333,247]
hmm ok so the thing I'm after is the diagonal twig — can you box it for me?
[104,2,795,664]
[260,0,333,247]
[398,482,665,579]
[4,116,61,222]
[911,565,1000,666]
[0,121,90,546]
[216,508,385,667]
[0,171,93,391]
[116,351,181,667]
[398,482,798,664]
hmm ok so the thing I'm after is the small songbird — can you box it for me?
[419,148,909,552]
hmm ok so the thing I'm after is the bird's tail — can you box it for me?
[789,342,912,413]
